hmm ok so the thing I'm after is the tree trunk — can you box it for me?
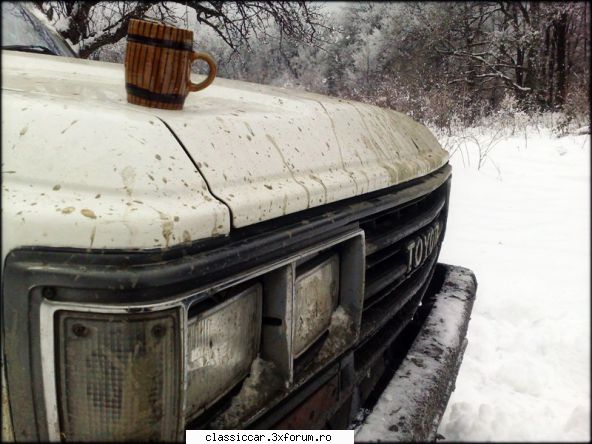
[554,12,568,107]
[547,24,555,109]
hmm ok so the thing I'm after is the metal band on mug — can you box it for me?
[127,33,192,51]
[125,83,186,104]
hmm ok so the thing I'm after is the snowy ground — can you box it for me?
[357,122,591,441]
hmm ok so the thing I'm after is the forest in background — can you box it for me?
[36,1,590,131]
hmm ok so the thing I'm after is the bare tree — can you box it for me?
[314,1,588,126]
[421,1,589,111]
[33,1,328,59]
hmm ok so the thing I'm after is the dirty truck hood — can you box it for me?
[2,51,448,255]
[2,51,229,260]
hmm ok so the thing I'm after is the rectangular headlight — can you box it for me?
[185,283,262,420]
[293,254,340,357]
[57,309,181,442]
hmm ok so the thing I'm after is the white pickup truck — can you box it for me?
[1,2,477,441]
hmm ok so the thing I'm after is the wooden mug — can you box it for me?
[125,18,217,110]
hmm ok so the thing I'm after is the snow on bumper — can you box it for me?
[356,264,477,442]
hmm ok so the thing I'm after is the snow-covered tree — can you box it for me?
[33,1,589,126]
[33,1,328,59]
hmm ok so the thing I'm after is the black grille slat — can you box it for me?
[365,245,402,270]
[364,210,445,300]
[364,195,446,256]
[364,262,407,300]
[363,235,441,312]
[354,262,435,374]
[363,274,406,312]
[359,249,439,344]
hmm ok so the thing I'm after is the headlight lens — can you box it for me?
[293,254,340,357]
[57,309,181,442]
[185,283,262,419]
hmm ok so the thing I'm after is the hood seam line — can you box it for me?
[156,116,235,228]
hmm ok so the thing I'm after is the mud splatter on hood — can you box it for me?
[2,51,447,259]
[2,51,229,261]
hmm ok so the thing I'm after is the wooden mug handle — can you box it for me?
[187,52,217,92]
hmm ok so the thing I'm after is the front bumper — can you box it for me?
[253,263,477,434]
[355,263,477,441]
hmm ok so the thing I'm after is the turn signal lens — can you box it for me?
[57,309,181,442]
